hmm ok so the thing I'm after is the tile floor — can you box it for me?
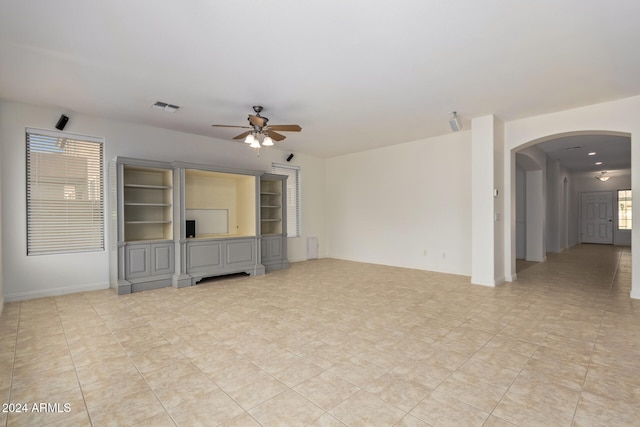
[0,244,638,426]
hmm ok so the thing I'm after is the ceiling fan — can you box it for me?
[212,106,301,148]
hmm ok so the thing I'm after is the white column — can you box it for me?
[471,115,505,286]
[525,170,545,262]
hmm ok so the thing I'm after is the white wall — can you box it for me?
[515,165,526,259]
[325,131,472,276]
[0,100,326,301]
[504,95,640,298]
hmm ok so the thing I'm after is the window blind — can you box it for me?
[272,163,301,237]
[26,128,104,255]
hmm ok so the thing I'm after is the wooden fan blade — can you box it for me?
[248,115,265,127]
[212,124,251,129]
[266,129,286,141]
[232,131,252,140]
[268,124,302,132]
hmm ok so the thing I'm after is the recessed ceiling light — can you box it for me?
[588,152,596,156]
[152,101,181,113]
[595,161,603,165]
[565,146,582,151]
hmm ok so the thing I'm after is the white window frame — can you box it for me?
[618,189,632,230]
[272,163,301,238]
[26,128,105,255]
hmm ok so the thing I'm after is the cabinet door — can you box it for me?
[225,239,255,268]
[125,245,150,279]
[261,238,270,261]
[187,240,223,274]
[151,243,174,275]
[268,237,283,260]
[261,236,283,262]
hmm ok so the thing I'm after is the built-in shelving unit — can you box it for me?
[110,158,289,294]
[260,173,289,271]
[123,166,173,242]
[111,158,176,295]
[260,182,283,235]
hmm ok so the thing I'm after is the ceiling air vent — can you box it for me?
[152,101,180,113]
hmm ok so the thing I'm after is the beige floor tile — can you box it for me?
[87,389,165,427]
[306,412,348,427]
[492,390,575,427]
[364,372,432,412]
[81,373,150,409]
[507,372,581,415]
[582,366,640,404]
[327,354,389,388]
[409,390,490,427]
[482,415,518,427]
[0,245,636,426]
[457,357,520,390]
[43,409,93,427]
[391,359,453,389]
[293,371,360,411]
[225,370,288,410]
[216,412,262,427]
[7,387,87,427]
[434,371,506,413]
[11,365,80,402]
[517,356,587,392]
[75,354,139,387]
[394,414,432,427]
[329,390,406,427]
[573,391,640,427]
[249,389,325,426]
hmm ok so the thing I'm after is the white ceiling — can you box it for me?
[1,1,639,161]
[536,133,631,174]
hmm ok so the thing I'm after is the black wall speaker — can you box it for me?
[55,114,69,131]
[186,220,196,238]
[286,153,294,162]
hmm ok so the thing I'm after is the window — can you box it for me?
[618,189,632,230]
[272,163,300,237]
[26,128,104,255]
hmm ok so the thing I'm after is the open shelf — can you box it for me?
[123,166,173,241]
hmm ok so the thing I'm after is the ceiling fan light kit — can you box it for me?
[595,171,610,182]
[212,105,301,153]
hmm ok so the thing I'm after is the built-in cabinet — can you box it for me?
[178,165,263,285]
[260,174,289,271]
[111,159,175,294]
[110,157,288,294]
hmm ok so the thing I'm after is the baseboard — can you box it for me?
[4,281,110,302]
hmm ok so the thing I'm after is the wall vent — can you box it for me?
[152,101,180,113]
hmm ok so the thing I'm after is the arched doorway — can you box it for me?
[506,130,632,285]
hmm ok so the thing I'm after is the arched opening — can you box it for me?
[508,130,632,282]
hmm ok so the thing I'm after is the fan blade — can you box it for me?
[266,129,286,141]
[212,124,251,129]
[232,131,252,140]
[268,124,302,132]
[248,115,265,127]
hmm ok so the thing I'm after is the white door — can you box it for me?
[581,191,613,244]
